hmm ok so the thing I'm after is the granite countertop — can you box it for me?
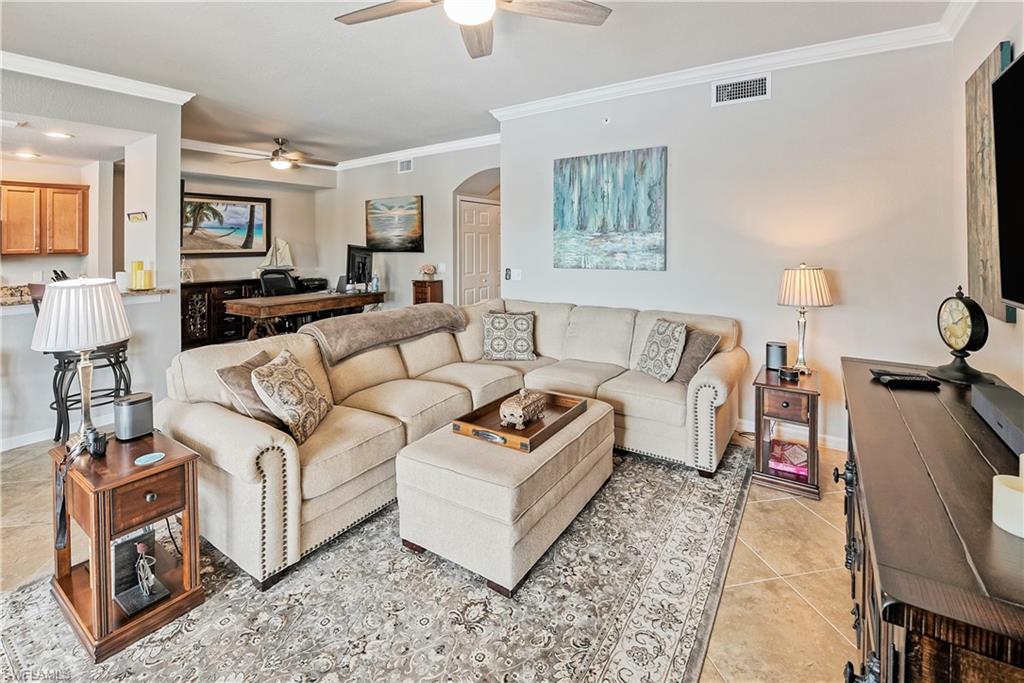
[0,284,174,307]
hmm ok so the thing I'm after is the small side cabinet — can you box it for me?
[413,279,443,304]
[1,181,89,256]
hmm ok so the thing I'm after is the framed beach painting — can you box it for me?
[365,195,424,252]
[181,192,271,258]
[553,146,667,271]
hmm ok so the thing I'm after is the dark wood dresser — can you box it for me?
[180,278,260,349]
[842,357,1024,682]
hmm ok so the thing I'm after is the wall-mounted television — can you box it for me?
[993,52,1023,309]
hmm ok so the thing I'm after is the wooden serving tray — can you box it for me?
[452,392,587,453]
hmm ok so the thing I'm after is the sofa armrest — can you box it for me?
[155,399,303,582]
[687,346,749,472]
[155,399,298,483]
[686,346,750,408]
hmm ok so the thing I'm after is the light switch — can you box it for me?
[510,269,523,281]
[32,271,44,282]
[436,263,447,274]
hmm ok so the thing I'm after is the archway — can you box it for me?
[452,168,500,305]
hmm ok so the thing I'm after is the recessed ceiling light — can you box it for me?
[44,131,74,139]
[15,151,41,159]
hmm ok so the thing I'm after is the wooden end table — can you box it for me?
[49,430,203,662]
[752,365,821,499]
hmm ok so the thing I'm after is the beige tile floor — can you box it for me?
[1,434,856,681]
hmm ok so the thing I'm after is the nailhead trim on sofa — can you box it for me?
[256,445,290,580]
[299,498,397,559]
[691,382,720,473]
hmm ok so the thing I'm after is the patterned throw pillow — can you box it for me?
[215,351,286,430]
[635,318,687,382]
[250,349,332,444]
[482,311,537,361]
[672,329,722,386]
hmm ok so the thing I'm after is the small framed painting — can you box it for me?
[181,192,271,258]
[366,195,424,252]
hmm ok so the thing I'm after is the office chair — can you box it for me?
[259,269,299,296]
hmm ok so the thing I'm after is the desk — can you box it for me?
[225,290,386,339]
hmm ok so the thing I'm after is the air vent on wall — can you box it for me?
[397,158,414,174]
[711,73,771,107]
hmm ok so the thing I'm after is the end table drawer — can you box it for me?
[763,389,809,423]
[111,467,186,535]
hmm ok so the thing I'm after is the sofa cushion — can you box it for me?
[597,370,688,427]
[215,351,285,429]
[251,349,333,445]
[630,310,740,364]
[326,346,407,403]
[398,331,462,378]
[524,359,626,397]
[342,379,472,442]
[418,362,523,408]
[482,311,536,361]
[563,305,637,367]
[477,356,558,374]
[455,298,505,362]
[635,318,687,382]
[672,329,721,385]
[504,299,574,359]
[298,406,405,500]
[167,333,331,409]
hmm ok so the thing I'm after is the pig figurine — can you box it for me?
[500,389,548,430]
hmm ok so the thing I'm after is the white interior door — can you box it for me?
[458,199,501,305]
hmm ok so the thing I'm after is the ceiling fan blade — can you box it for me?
[230,157,272,164]
[335,0,437,25]
[497,0,611,26]
[460,21,493,59]
[297,158,340,169]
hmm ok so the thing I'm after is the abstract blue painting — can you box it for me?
[553,146,667,271]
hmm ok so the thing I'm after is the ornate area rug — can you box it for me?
[1,446,752,682]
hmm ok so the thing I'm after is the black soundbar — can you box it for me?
[971,382,1024,455]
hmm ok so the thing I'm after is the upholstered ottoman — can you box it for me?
[396,398,615,595]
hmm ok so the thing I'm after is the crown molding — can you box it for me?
[491,10,976,122]
[940,1,978,40]
[182,138,270,158]
[335,133,500,171]
[1,52,195,105]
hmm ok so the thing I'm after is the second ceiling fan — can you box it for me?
[335,0,613,59]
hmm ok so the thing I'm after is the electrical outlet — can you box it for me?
[32,271,44,282]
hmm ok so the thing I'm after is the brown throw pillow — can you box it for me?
[672,329,722,385]
[483,311,537,361]
[635,318,687,382]
[251,349,332,444]
[215,351,285,430]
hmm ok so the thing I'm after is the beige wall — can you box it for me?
[499,43,976,443]
[315,145,500,307]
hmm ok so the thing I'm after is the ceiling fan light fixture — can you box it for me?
[270,158,294,170]
[15,151,41,159]
[443,0,495,26]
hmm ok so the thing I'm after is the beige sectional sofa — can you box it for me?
[156,298,747,586]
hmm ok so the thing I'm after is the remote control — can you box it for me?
[869,368,941,390]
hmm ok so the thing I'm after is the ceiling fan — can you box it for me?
[335,0,613,59]
[231,137,338,170]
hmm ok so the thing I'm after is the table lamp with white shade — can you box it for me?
[778,264,833,375]
[31,278,131,453]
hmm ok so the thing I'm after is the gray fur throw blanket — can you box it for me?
[300,302,466,365]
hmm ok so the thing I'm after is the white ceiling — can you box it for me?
[1,2,948,162]
[1,113,149,166]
